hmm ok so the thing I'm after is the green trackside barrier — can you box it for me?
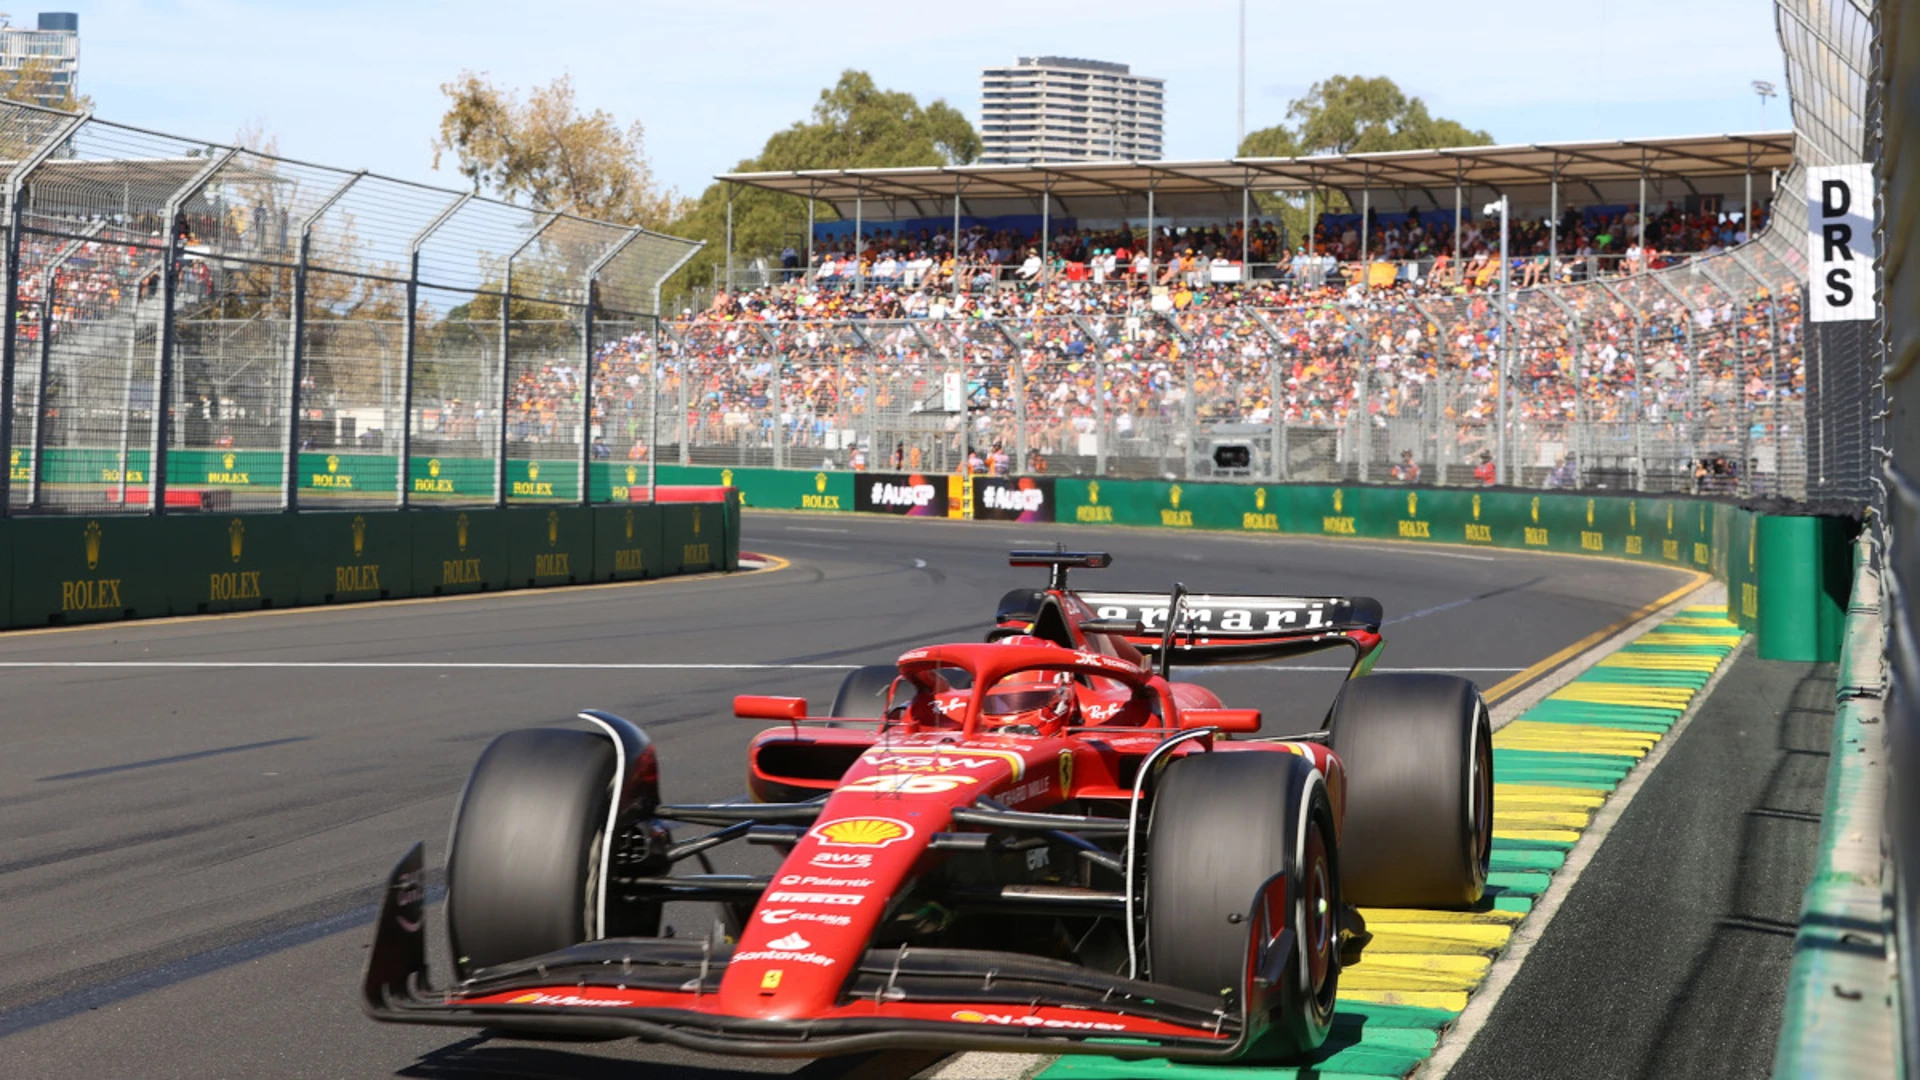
[507,506,591,588]
[411,507,510,596]
[1756,514,1855,662]
[296,510,413,604]
[592,504,663,581]
[1771,535,1897,1078]
[591,461,654,503]
[161,512,302,615]
[656,464,853,513]
[9,516,157,625]
[408,454,495,500]
[658,502,722,576]
[299,452,397,496]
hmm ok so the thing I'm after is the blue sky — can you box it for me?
[65,0,1789,203]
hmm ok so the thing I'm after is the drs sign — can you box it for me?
[1807,163,1875,322]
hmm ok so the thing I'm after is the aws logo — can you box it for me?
[1243,486,1278,531]
[1076,479,1113,523]
[1323,488,1355,536]
[1160,484,1192,527]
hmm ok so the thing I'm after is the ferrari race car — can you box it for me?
[362,549,1493,1064]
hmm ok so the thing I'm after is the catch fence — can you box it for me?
[0,102,701,515]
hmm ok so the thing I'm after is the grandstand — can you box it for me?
[577,132,1804,495]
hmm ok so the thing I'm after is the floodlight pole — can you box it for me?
[723,182,734,292]
[1236,0,1246,152]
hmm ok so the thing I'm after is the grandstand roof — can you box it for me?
[719,132,1794,220]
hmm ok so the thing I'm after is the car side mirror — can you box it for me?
[1180,708,1261,733]
[734,695,808,721]
[1079,618,1145,635]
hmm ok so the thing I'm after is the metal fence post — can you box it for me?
[0,109,86,516]
[1650,273,1701,490]
[498,212,560,507]
[582,228,643,506]
[399,192,471,509]
[282,172,363,512]
[1250,309,1289,482]
[1539,289,1583,485]
[1597,280,1645,490]
[150,148,238,515]
[28,220,104,509]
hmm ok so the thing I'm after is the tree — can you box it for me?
[434,72,684,230]
[663,70,980,302]
[1239,76,1492,242]
[0,56,89,112]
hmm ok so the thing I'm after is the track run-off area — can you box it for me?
[0,512,1816,1079]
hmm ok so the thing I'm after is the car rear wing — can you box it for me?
[1076,590,1385,668]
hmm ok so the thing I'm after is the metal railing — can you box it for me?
[0,100,703,515]
[662,236,1808,499]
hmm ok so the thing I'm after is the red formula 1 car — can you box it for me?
[362,550,1492,1064]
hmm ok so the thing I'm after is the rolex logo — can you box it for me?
[1407,491,1418,517]
[228,518,245,563]
[626,465,638,485]
[547,510,559,546]
[1254,487,1266,510]
[456,513,470,551]
[693,508,703,535]
[528,462,540,481]
[1333,489,1344,514]
[721,468,735,487]
[429,458,442,479]
[1586,499,1595,526]
[327,454,340,474]
[222,452,236,471]
[351,515,366,557]
[814,472,827,493]
[1472,494,1481,520]
[1169,485,1182,509]
[1088,481,1100,504]
[624,508,635,541]
[84,520,101,570]
[1530,497,1540,524]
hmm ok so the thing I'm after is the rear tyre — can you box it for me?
[1146,751,1338,1061]
[447,728,614,976]
[1326,673,1493,908]
[827,665,904,725]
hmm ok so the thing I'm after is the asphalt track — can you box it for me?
[0,511,1697,1079]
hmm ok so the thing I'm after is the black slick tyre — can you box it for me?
[1146,750,1339,1061]
[828,664,903,723]
[447,728,615,977]
[1326,673,1493,908]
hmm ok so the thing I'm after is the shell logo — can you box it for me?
[1332,489,1343,514]
[508,993,542,1004]
[952,1011,990,1023]
[811,817,914,848]
[1254,488,1266,511]
[1407,491,1418,517]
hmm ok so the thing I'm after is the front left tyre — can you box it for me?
[446,728,616,976]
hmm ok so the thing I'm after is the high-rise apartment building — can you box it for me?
[0,13,79,108]
[978,56,1163,165]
